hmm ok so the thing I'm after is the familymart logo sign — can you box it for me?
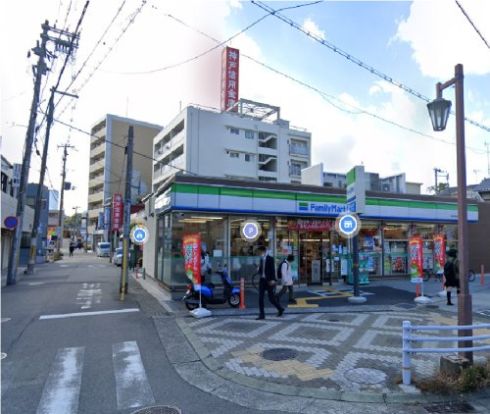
[298,201,346,215]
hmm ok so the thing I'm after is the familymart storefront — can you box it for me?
[148,175,478,291]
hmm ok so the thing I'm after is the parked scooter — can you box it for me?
[182,265,240,310]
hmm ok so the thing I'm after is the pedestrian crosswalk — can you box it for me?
[34,341,153,414]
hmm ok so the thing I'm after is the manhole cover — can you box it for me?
[131,406,181,414]
[1,353,7,360]
[423,401,474,413]
[262,348,298,361]
[344,368,387,385]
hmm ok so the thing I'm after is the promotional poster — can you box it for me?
[409,237,424,283]
[183,234,201,287]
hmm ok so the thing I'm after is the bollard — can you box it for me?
[143,267,146,280]
[239,277,245,310]
[481,265,485,286]
[415,284,421,297]
[402,320,412,385]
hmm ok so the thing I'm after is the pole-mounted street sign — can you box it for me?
[130,225,149,245]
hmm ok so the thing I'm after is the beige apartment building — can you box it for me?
[87,114,162,242]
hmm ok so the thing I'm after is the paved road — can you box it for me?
[1,252,286,414]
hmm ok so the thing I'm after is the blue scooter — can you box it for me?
[183,265,240,310]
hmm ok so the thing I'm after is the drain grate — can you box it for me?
[262,348,298,361]
[423,402,475,413]
[328,318,340,322]
[131,406,181,414]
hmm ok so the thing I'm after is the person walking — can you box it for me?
[444,248,460,306]
[69,240,76,257]
[256,246,284,320]
[276,254,296,306]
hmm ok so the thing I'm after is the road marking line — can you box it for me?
[39,308,139,320]
[76,282,101,310]
[36,347,84,414]
[112,341,155,410]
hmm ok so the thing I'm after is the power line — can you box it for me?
[56,0,147,119]
[162,13,486,156]
[47,114,196,175]
[250,1,490,134]
[106,1,322,76]
[455,0,490,50]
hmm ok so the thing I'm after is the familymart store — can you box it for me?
[147,175,479,292]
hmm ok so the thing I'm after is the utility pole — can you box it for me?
[485,141,490,178]
[56,144,75,256]
[6,21,50,285]
[433,168,448,194]
[120,126,134,300]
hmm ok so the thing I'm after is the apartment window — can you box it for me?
[245,154,252,162]
[229,127,239,135]
[229,152,239,158]
[1,172,8,193]
[245,130,254,139]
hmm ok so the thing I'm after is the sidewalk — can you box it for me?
[137,274,490,413]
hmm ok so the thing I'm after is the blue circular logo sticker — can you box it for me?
[240,220,261,242]
[4,216,18,230]
[335,213,361,239]
[130,225,149,245]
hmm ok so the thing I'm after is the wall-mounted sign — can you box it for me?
[220,46,240,111]
[346,165,366,213]
[112,193,123,232]
[130,225,150,245]
[240,220,261,242]
[335,213,361,239]
[297,201,346,215]
[4,216,18,230]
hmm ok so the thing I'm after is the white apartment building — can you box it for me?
[87,114,162,240]
[152,99,312,193]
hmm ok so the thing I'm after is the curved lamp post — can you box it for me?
[427,63,473,363]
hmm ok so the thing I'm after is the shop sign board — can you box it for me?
[409,237,424,283]
[183,233,201,287]
[112,193,123,232]
[4,216,18,230]
[335,213,361,239]
[297,201,346,215]
[240,220,261,242]
[288,219,332,232]
[220,46,239,111]
[130,225,149,245]
[346,165,366,213]
[433,235,446,275]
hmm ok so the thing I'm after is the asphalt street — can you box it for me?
[1,251,286,414]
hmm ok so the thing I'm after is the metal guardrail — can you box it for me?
[402,320,490,385]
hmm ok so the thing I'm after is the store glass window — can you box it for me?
[359,221,381,275]
[170,213,226,285]
[383,223,409,275]
[229,217,272,280]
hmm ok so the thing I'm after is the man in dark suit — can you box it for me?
[256,246,284,320]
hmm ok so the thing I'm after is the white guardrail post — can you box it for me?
[402,320,412,385]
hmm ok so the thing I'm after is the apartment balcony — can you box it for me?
[154,134,184,160]
[258,132,277,149]
[89,159,105,174]
[89,174,104,187]
[289,146,309,157]
[88,191,104,204]
[90,143,105,158]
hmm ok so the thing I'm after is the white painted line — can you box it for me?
[36,347,84,414]
[27,282,45,286]
[0,353,6,360]
[39,308,139,320]
[76,283,101,310]
[113,341,155,410]
[1,318,11,323]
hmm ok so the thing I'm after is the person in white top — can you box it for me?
[276,255,296,305]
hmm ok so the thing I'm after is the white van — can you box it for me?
[96,242,111,257]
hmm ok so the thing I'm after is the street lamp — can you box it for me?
[427,63,473,363]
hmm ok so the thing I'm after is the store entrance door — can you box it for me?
[299,232,328,285]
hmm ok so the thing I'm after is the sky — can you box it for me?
[1,0,490,216]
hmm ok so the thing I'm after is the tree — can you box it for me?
[427,182,450,195]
